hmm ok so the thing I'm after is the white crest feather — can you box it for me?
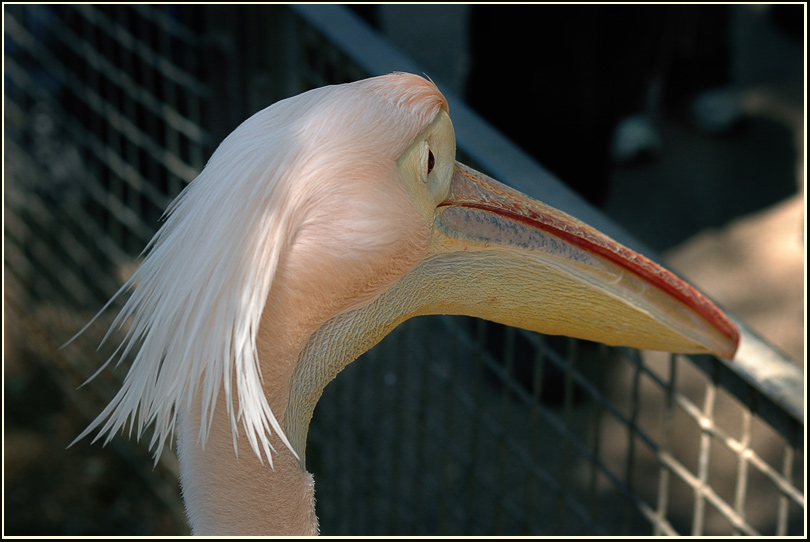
[74,73,448,466]
[73,101,301,465]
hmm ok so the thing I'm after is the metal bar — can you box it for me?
[776,443,796,536]
[692,368,717,535]
[653,355,677,535]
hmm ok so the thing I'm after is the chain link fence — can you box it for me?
[4,4,804,536]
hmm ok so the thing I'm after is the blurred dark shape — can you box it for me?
[770,3,804,41]
[348,4,380,29]
[465,4,734,207]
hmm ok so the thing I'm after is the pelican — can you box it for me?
[76,73,739,535]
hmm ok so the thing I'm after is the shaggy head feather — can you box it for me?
[76,73,449,465]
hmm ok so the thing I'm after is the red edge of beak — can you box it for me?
[443,165,740,359]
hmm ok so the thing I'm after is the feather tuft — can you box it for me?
[74,73,447,464]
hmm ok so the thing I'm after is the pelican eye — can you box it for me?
[427,150,435,175]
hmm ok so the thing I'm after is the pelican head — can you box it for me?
[78,73,738,535]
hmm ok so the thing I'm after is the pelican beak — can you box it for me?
[419,162,738,359]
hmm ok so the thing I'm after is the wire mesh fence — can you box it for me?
[3,4,804,536]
